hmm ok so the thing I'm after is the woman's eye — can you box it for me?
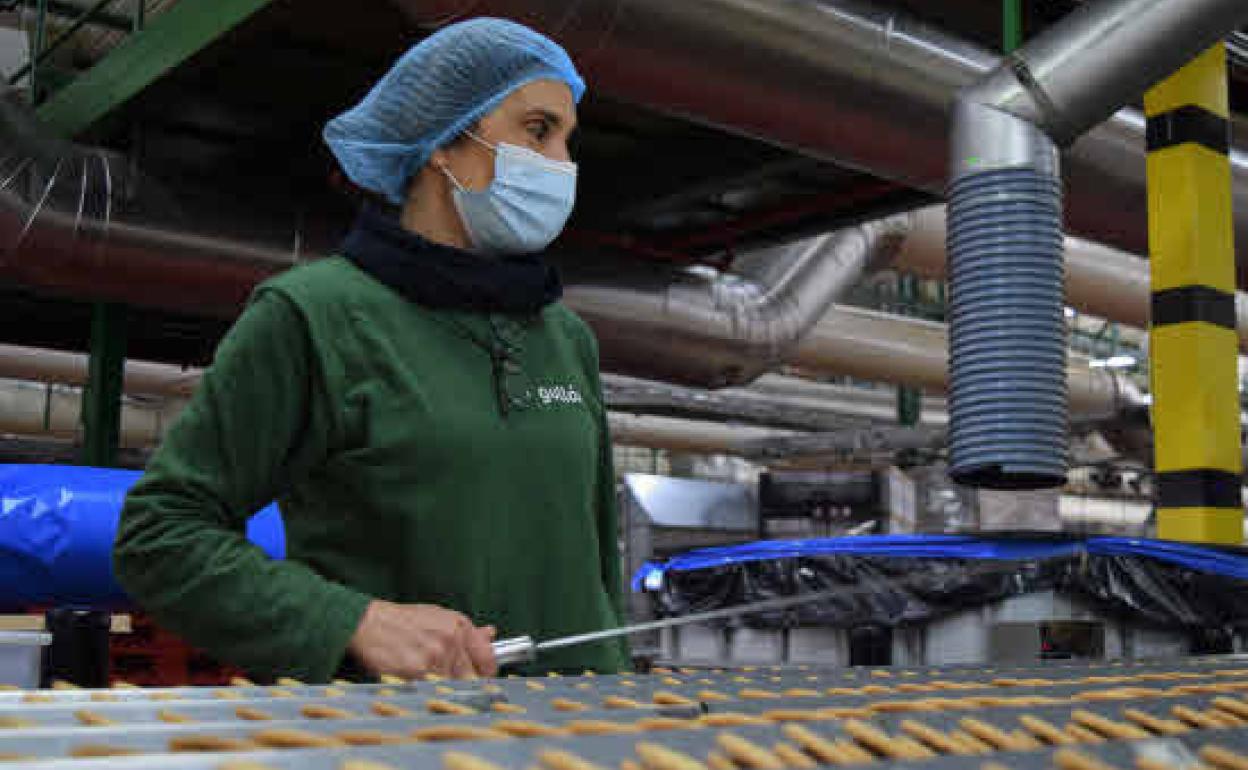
[527,121,550,141]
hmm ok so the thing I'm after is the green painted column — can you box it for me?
[897,273,922,426]
[80,303,127,467]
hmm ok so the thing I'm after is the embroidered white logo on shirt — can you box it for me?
[536,384,583,406]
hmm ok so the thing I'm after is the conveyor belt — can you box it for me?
[7,657,1248,768]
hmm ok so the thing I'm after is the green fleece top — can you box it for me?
[113,256,629,681]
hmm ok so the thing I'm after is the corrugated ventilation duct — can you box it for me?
[946,0,1248,490]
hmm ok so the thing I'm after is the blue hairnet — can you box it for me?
[323,18,586,206]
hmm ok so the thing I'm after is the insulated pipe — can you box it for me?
[891,205,1248,351]
[563,213,912,387]
[0,91,295,317]
[604,373,948,430]
[606,412,795,455]
[0,377,172,448]
[946,0,1248,490]
[0,343,201,397]
[789,304,1131,420]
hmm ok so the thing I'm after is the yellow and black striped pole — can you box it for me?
[1145,43,1241,544]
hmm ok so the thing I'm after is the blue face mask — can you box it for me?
[441,131,577,256]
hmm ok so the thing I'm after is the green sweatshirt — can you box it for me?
[113,256,629,681]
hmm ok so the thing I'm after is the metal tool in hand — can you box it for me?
[492,587,847,666]
[491,559,1025,666]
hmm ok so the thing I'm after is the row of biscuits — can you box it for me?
[9,679,1248,763]
[6,656,1246,706]
[16,708,1248,770]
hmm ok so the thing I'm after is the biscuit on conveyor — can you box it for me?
[301,703,356,719]
[537,747,611,770]
[1019,714,1075,745]
[1201,745,1248,770]
[168,734,257,752]
[74,709,117,726]
[696,690,731,703]
[706,751,735,770]
[410,725,511,742]
[773,741,817,769]
[0,717,33,729]
[70,744,142,757]
[427,698,478,715]
[652,691,697,706]
[781,723,866,765]
[443,751,508,770]
[491,720,565,737]
[1213,698,1248,720]
[565,719,640,735]
[1120,709,1188,736]
[371,700,413,717]
[900,718,981,754]
[716,731,785,769]
[1071,709,1150,740]
[335,728,409,745]
[21,694,54,703]
[251,728,347,748]
[635,741,709,770]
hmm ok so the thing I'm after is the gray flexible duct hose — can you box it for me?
[947,104,1067,489]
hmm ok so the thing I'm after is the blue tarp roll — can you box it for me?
[633,534,1248,591]
[0,464,285,610]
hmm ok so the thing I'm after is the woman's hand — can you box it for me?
[348,600,497,679]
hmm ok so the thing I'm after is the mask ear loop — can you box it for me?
[436,159,467,192]
[463,129,496,153]
[436,129,496,192]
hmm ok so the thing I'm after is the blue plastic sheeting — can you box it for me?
[0,465,284,610]
[632,534,1248,591]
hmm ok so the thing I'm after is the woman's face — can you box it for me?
[433,79,578,193]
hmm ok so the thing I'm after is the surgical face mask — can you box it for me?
[440,131,577,255]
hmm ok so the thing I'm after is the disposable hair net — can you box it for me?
[323,17,586,206]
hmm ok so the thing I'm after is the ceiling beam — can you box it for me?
[35,0,272,137]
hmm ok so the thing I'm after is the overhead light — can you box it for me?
[1089,355,1137,369]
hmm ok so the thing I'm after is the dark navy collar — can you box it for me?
[340,206,562,314]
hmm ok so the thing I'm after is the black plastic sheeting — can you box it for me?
[647,552,1248,639]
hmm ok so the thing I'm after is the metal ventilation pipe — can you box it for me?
[946,0,1248,491]
[563,213,912,387]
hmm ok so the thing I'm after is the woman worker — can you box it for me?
[113,18,629,682]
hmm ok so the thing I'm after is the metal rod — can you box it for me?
[534,588,852,652]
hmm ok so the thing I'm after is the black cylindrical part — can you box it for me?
[42,608,110,688]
